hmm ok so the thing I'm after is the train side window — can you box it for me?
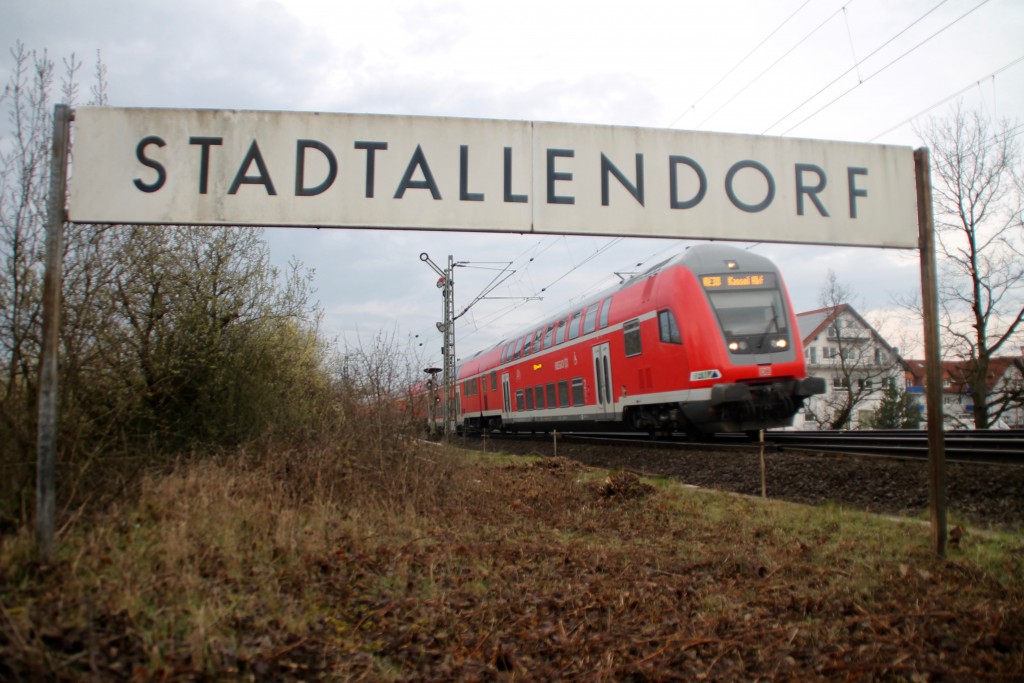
[583,305,598,335]
[546,383,556,407]
[525,387,535,410]
[515,389,525,411]
[532,328,543,353]
[658,310,682,344]
[514,336,525,359]
[557,380,570,407]
[535,385,545,409]
[490,371,498,391]
[624,318,642,356]
[555,320,567,345]
[543,323,554,349]
[571,377,585,406]
[568,311,583,340]
[598,296,613,328]
[522,332,533,357]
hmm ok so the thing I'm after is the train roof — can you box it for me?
[458,243,780,366]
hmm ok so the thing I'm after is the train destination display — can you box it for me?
[68,107,919,249]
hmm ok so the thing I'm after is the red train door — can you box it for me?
[501,372,512,418]
[593,343,615,420]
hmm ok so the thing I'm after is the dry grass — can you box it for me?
[1,437,1022,681]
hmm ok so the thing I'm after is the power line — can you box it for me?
[869,54,1024,141]
[777,0,993,136]
[761,0,956,135]
[667,0,818,128]
[694,1,852,130]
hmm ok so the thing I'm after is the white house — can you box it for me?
[793,304,910,430]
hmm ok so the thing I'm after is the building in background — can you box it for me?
[794,305,911,430]
[904,355,1024,429]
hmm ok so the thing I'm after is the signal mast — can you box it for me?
[419,253,456,438]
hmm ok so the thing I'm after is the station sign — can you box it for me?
[68,107,919,248]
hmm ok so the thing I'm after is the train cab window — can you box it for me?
[525,387,535,410]
[490,371,498,391]
[598,297,613,329]
[583,305,598,335]
[513,337,525,359]
[543,323,554,349]
[555,320,567,345]
[535,385,546,409]
[658,310,682,344]
[624,318,642,357]
[571,377,585,406]
[546,383,556,407]
[567,311,583,340]
[557,380,570,407]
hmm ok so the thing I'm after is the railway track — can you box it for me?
[466,429,1024,529]
[763,429,1024,464]
[486,429,1024,465]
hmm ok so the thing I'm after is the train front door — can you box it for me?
[592,343,615,419]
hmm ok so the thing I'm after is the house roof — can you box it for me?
[905,356,1024,392]
[796,304,909,371]
[796,304,848,344]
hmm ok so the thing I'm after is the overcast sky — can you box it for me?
[5,0,1023,364]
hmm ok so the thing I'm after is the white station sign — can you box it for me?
[68,107,919,248]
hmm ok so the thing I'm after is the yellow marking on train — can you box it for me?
[533,363,543,371]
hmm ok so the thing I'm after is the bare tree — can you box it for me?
[917,104,1024,429]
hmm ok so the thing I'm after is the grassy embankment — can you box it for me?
[2,438,1022,680]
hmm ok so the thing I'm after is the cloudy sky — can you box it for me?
[5,0,1023,364]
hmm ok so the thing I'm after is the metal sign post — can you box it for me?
[915,147,948,558]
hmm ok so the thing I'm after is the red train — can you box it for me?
[452,244,825,437]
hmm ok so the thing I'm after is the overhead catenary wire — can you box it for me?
[667,0,818,128]
[760,0,953,134]
[694,1,854,130]
[868,54,1024,142]
[768,0,992,136]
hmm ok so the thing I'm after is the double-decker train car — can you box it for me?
[453,244,825,437]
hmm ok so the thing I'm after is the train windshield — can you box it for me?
[702,272,791,353]
[707,288,787,336]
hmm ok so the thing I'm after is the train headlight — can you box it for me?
[728,341,740,351]
[772,338,788,349]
